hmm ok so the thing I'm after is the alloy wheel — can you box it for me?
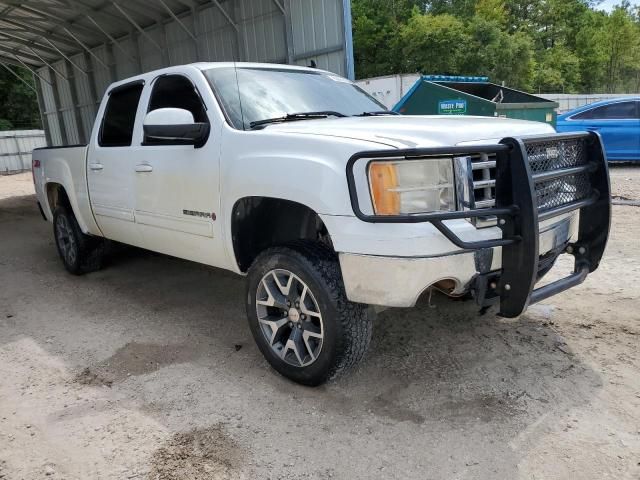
[55,214,77,266]
[255,269,324,367]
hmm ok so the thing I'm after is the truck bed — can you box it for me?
[32,144,100,236]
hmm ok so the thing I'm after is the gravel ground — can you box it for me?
[0,168,639,480]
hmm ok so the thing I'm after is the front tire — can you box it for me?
[246,242,373,386]
[53,205,103,275]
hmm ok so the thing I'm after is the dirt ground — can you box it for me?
[0,168,638,480]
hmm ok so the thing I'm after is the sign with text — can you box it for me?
[438,99,467,115]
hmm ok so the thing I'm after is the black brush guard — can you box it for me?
[346,132,611,318]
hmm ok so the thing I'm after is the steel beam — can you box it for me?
[271,0,285,14]
[33,72,51,144]
[50,0,133,30]
[157,0,197,42]
[212,0,239,32]
[126,0,167,22]
[3,55,49,87]
[342,0,355,80]
[84,15,137,64]
[0,17,79,49]
[0,31,59,56]
[173,0,197,8]
[112,2,164,52]
[63,27,110,70]
[26,47,68,81]
[41,37,88,77]
[282,0,295,64]
[0,1,99,38]
[233,0,248,61]
[47,65,69,145]
[0,46,43,64]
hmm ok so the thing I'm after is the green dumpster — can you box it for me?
[393,75,558,126]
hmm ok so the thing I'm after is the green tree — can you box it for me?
[533,45,582,92]
[463,17,535,89]
[0,66,40,130]
[352,0,424,78]
[475,0,508,26]
[600,7,640,92]
[352,0,640,94]
[398,12,470,74]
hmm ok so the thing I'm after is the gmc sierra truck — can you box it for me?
[33,62,611,386]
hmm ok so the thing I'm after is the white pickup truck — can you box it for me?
[33,62,611,385]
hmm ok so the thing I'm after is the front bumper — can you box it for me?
[341,132,611,317]
[338,211,578,307]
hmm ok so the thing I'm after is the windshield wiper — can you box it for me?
[249,111,346,129]
[355,111,400,117]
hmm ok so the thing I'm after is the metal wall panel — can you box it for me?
[0,130,47,174]
[70,53,98,142]
[238,0,286,63]
[167,17,199,65]
[139,25,166,72]
[32,0,354,146]
[53,60,81,145]
[290,0,347,76]
[113,36,140,80]
[89,45,113,100]
[38,68,63,146]
[199,3,240,60]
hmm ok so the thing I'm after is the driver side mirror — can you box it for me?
[143,108,210,148]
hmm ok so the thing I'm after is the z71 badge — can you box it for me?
[183,209,216,221]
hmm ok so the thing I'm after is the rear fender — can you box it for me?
[42,155,100,235]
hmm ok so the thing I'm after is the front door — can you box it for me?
[87,81,145,245]
[132,73,224,266]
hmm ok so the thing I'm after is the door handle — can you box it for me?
[89,163,103,171]
[586,127,600,131]
[135,164,153,173]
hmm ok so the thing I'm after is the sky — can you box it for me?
[597,0,639,11]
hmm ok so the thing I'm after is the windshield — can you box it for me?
[203,67,386,130]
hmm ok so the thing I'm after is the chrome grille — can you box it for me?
[471,153,496,209]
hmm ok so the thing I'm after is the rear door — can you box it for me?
[570,101,640,161]
[131,73,225,266]
[87,81,145,244]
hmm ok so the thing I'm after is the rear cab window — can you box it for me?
[99,82,144,147]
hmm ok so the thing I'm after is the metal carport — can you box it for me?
[0,0,355,146]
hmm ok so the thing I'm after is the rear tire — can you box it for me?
[246,241,373,386]
[53,205,104,275]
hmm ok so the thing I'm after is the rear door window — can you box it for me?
[572,101,637,120]
[99,82,144,147]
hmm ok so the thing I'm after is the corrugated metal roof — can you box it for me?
[0,0,355,146]
[0,0,197,68]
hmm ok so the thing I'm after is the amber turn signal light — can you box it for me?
[369,163,400,215]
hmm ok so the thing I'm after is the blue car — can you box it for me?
[556,98,640,161]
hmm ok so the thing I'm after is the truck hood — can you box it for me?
[264,115,555,148]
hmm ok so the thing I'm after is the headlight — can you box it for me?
[368,158,455,215]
